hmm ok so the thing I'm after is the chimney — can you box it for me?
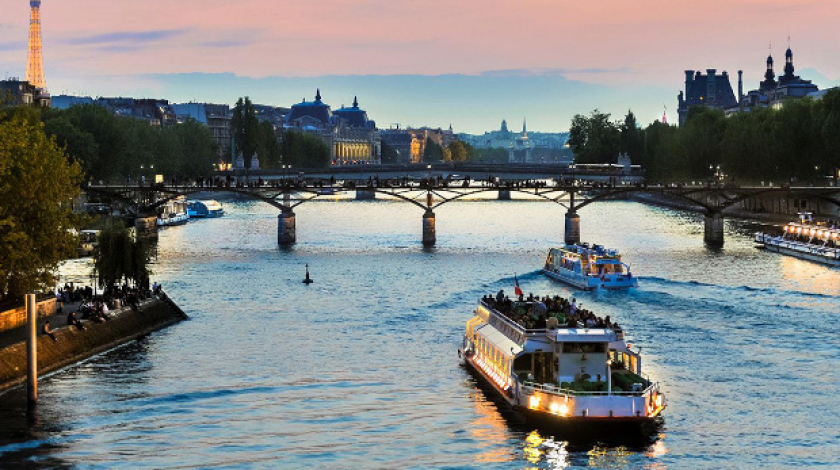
[685,70,694,88]
[738,70,744,111]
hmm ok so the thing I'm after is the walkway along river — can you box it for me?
[0,198,837,468]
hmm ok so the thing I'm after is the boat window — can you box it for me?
[562,342,606,353]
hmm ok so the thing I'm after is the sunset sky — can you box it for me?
[2,0,839,132]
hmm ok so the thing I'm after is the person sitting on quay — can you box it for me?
[42,321,58,342]
[67,311,85,331]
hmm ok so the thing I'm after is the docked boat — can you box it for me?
[459,295,665,431]
[157,197,190,226]
[755,212,840,266]
[543,244,638,290]
[187,200,225,218]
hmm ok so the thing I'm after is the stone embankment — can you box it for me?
[0,297,188,392]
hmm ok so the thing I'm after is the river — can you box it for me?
[1,196,838,468]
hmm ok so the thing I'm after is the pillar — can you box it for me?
[498,189,511,200]
[356,188,376,200]
[26,293,37,405]
[423,209,436,246]
[564,211,580,246]
[134,216,158,238]
[704,212,724,247]
[278,209,296,245]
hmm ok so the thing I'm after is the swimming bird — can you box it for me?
[303,264,313,284]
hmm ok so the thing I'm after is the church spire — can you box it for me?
[522,118,527,135]
[315,88,322,102]
[784,38,795,78]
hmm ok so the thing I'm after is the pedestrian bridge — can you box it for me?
[85,178,840,248]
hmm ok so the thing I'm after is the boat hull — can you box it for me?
[157,213,189,226]
[542,268,638,290]
[756,234,840,267]
[460,349,658,434]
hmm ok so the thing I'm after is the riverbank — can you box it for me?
[628,193,797,224]
[0,296,188,393]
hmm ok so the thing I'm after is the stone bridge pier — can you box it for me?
[564,211,580,245]
[422,209,436,246]
[277,209,296,245]
[498,189,511,200]
[704,211,724,247]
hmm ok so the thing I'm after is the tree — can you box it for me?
[173,118,218,176]
[279,130,331,168]
[568,110,621,164]
[231,97,260,168]
[381,140,400,164]
[620,111,643,161]
[423,137,444,162]
[94,222,151,290]
[0,114,84,301]
[447,141,469,162]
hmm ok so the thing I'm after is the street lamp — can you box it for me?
[606,358,613,396]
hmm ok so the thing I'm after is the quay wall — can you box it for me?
[0,299,57,334]
[628,193,839,222]
[0,298,187,393]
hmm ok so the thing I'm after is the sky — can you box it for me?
[1,0,839,133]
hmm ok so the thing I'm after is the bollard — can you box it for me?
[26,293,37,405]
[422,209,436,246]
[564,211,580,245]
[277,210,296,245]
[704,212,724,247]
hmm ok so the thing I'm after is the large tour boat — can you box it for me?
[157,197,190,227]
[543,244,638,290]
[459,295,665,431]
[755,212,840,266]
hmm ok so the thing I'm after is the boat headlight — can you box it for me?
[655,395,663,409]
[529,395,541,410]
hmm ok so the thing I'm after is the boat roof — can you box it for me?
[476,324,523,356]
[552,328,617,343]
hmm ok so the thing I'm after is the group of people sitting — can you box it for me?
[44,281,165,342]
[482,290,621,331]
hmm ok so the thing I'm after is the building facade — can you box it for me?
[171,103,233,157]
[284,90,381,164]
[0,79,50,107]
[677,69,738,126]
[739,47,819,111]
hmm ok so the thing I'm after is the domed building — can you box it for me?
[284,90,381,165]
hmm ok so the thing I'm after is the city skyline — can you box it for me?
[2,0,840,132]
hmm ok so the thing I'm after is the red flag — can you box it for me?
[514,273,523,296]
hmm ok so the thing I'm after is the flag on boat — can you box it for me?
[514,273,523,296]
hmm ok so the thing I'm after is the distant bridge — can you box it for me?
[85,177,840,248]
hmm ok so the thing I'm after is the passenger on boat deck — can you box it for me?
[570,298,577,315]
[496,290,505,303]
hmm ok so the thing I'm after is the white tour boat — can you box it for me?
[157,197,190,227]
[755,212,840,266]
[543,244,638,290]
[459,296,665,431]
[187,200,225,218]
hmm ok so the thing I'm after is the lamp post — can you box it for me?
[606,358,613,396]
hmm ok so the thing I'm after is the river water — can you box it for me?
[0,196,838,468]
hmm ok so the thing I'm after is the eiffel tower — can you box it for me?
[26,0,46,90]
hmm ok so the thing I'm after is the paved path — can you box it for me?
[0,301,81,350]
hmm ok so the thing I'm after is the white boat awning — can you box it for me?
[476,324,523,357]
[553,328,617,342]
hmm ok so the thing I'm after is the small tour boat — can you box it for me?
[543,244,638,290]
[157,197,190,226]
[187,200,225,218]
[459,295,665,432]
[755,212,840,266]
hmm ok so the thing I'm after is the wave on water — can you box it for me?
[639,276,839,300]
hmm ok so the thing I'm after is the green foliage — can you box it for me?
[572,91,840,183]
[36,104,218,182]
[447,141,469,162]
[279,130,331,168]
[568,110,621,164]
[423,137,444,162]
[0,114,84,301]
[94,222,151,289]
[380,140,400,164]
